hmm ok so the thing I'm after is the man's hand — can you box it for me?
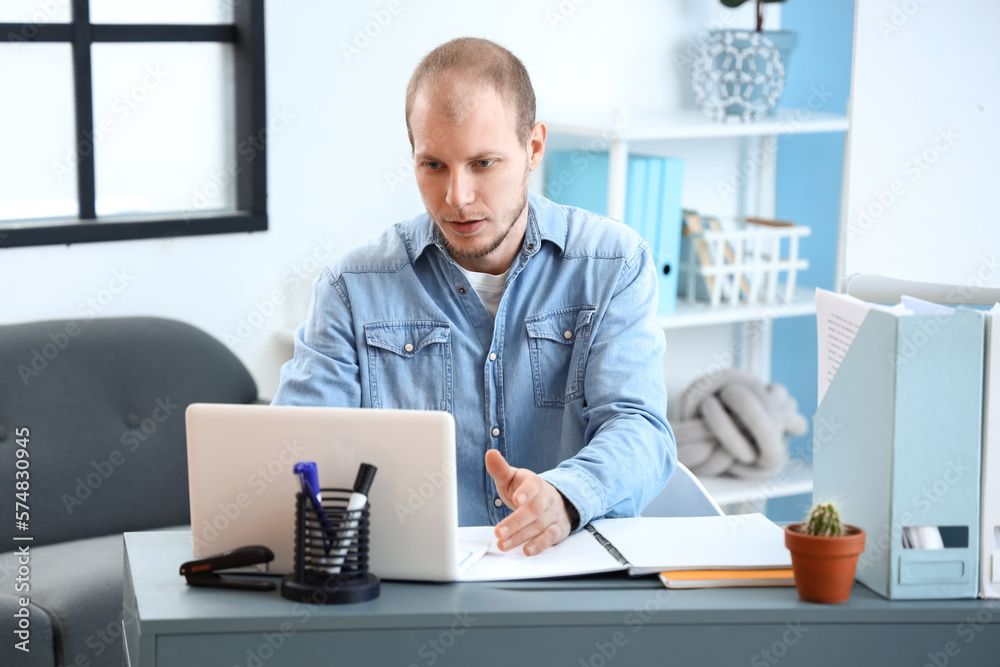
[485,449,575,556]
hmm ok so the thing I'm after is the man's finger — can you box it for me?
[523,521,568,557]
[508,477,543,511]
[497,515,548,553]
[484,449,516,491]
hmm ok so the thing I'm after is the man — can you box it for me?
[272,37,675,556]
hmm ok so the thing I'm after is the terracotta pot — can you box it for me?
[783,523,865,604]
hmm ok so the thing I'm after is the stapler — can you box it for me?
[180,545,277,591]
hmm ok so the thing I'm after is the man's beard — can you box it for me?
[436,183,529,261]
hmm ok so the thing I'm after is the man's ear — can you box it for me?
[527,121,546,171]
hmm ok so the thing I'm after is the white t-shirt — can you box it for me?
[456,265,509,319]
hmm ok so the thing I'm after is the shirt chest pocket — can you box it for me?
[525,305,597,409]
[364,321,452,412]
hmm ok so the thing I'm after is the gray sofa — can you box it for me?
[0,317,258,667]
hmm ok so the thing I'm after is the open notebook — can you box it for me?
[454,514,791,582]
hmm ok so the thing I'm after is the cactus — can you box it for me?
[803,502,843,537]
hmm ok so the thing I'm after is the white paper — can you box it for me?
[902,527,945,550]
[456,526,623,582]
[815,288,873,405]
[456,540,490,575]
[814,288,916,404]
[900,295,955,315]
[590,514,791,575]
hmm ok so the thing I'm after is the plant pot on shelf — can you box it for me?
[783,523,865,603]
[692,29,798,122]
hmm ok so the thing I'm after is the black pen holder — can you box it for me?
[280,488,380,604]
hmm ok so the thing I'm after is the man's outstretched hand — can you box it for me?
[484,449,577,556]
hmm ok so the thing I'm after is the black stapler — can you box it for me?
[180,545,277,591]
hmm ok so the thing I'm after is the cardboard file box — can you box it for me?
[544,151,683,315]
[813,307,984,599]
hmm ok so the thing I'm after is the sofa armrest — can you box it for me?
[0,592,55,667]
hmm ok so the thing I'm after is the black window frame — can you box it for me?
[0,0,266,248]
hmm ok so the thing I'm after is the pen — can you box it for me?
[329,463,377,573]
[293,461,335,554]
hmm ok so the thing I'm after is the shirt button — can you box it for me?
[526,243,535,250]
[489,353,497,361]
[563,330,573,340]
[458,286,467,294]
[491,427,500,437]
[404,343,414,352]
[494,498,503,507]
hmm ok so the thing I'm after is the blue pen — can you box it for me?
[293,461,335,554]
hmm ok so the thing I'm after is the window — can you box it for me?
[0,0,266,248]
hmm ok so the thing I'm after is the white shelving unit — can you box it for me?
[701,460,813,513]
[660,284,816,330]
[277,108,848,511]
[547,109,849,142]
[545,107,849,509]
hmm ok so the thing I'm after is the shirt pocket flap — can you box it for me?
[525,306,597,344]
[364,322,451,357]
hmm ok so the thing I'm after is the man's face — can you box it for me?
[410,80,541,274]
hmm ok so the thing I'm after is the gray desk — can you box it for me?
[124,531,1000,667]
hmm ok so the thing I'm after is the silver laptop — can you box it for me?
[185,403,464,581]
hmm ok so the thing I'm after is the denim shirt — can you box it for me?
[272,191,676,529]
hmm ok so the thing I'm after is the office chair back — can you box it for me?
[642,462,725,517]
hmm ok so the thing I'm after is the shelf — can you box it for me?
[659,284,816,329]
[700,459,812,508]
[544,108,849,145]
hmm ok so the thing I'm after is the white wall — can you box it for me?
[843,0,1000,290]
[2,0,772,400]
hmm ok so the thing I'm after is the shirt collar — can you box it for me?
[406,190,568,263]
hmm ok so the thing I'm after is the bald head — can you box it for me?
[405,37,536,148]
